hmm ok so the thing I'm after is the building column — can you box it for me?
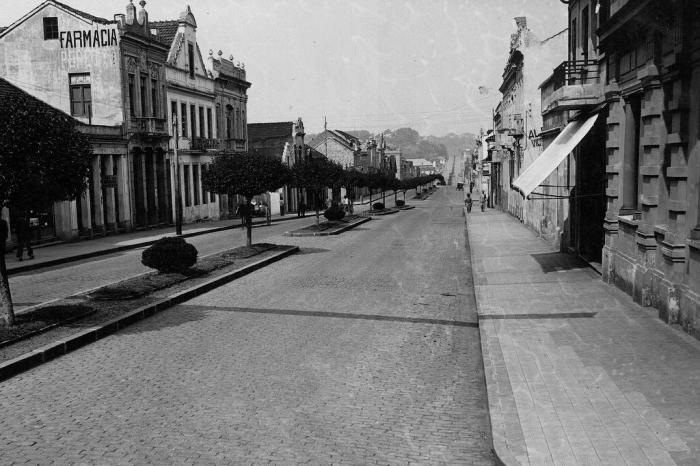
[118,155,132,230]
[104,155,117,232]
[620,95,641,216]
[78,183,92,235]
[92,156,104,232]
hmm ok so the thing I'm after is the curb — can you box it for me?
[0,246,299,382]
[366,209,399,216]
[7,216,300,276]
[464,207,520,466]
[284,217,371,237]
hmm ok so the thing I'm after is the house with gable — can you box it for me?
[0,0,170,240]
[151,5,221,224]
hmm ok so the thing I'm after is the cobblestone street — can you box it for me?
[0,189,494,464]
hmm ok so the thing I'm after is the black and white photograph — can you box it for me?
[1,0,700,464]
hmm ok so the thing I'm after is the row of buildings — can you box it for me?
[0,0,426,246]
[0,0,249,243]
[477,0,700,338]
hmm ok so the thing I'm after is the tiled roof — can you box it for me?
[150,20,179,46]
[248,122,293,142]
[52,0,114,24]
[0,27,7,34]
[335,130,360,144]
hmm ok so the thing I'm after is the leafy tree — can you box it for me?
[290,157,341,226]
[0,84,92,326]
[202,152,290,247]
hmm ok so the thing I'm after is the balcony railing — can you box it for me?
[550,60,599,91]
[129,117,167,135]
[191,138,220,150]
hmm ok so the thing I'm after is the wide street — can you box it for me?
[0,188,494,464]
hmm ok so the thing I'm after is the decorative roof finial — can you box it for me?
[229,55,234,61]
[139,0,146,8]
[217,50,223,57]
[209,49,213,56]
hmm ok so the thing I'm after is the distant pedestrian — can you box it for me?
[13,210,34,261]
[298,201,306,218]
[480,191,487,212]
[280,199,285,216]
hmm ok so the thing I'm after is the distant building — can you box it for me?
[309,129,361,168]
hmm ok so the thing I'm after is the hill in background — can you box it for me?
[308,128,477,161]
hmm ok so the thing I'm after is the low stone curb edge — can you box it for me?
[0,245,300,382]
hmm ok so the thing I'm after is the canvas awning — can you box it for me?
[512,113,598,198]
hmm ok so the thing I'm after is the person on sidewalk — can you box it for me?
[280,199,285,216]
[480,191,487,212]
[465,193,472,213]
[13,210,34,261]
[298,202,306,218]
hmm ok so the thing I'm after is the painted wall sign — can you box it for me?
[59,28,118,49]
[528,129,541,147]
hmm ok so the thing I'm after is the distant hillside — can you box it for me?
[307,127,476,161]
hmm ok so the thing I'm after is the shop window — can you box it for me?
[139,76,147,117]
[193,165,201,206]
[151,79,158,117]
[69,73,91,118]
[188,43,195,78]
[43,17,58,40]
[190,104,197,138]
[207,108,213,138]
[170,101,178,135]
[181,103,187,137]
[128,74,136,117]
[198,106,205,140]
[184,164,191,207]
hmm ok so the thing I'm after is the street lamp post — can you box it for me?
[172,117,183,236]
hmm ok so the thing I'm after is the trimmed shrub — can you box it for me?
[396,199,405,207]
[324,204,346,221]
[141,236,198,274]
[372,202,385,211]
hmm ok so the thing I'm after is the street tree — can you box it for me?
[0,83,92,326]
[202,152,290,247]
[291,157,341,226]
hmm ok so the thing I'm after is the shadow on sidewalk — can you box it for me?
[530,251,590,273]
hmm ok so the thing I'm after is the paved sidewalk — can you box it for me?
[3,213,303,275]
[467,209,700,465]
[4,191,411,275]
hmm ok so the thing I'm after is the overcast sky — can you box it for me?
[3,0,568,136]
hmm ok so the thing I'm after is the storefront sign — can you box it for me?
[59,28,118,49]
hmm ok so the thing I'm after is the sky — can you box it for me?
[2,0,568,136]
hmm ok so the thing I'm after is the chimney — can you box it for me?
[514,17,527,30]
[125,0,136,25]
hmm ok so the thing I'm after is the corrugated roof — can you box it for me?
[150,20,179,46]
[52,0,114,24]
[248,122,293,142]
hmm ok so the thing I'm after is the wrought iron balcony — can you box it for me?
[541,60,603,116]
[191,138,220,151]
[128,117,168,136]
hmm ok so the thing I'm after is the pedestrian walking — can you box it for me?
[480,191,487,212]
[13,210,34,261]
[280,199,285,216]
[465,193,472,213]
[298,201,306,218]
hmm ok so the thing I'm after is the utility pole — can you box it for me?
[172,116,183,236]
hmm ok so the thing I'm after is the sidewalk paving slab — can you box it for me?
[466,208,700,466]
